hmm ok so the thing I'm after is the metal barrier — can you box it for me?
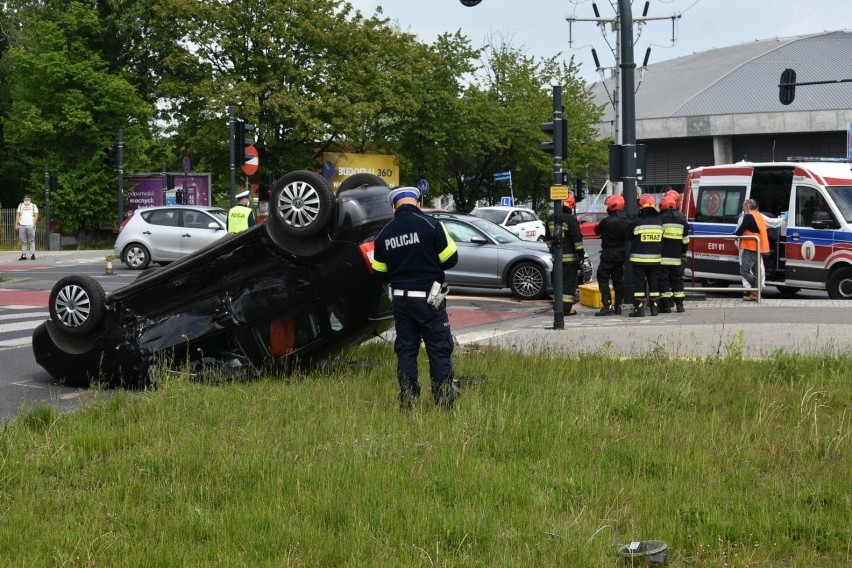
[683,234,762,302]
[0,208,49,251]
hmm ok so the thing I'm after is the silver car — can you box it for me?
[434,212,592,300]
[115,205,229,269]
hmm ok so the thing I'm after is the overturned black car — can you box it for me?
[33,171,395,387]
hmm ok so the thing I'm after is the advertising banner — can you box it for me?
[124,173,213,215]
[322,153,400,190]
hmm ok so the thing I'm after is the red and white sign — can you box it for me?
[242,145,259,176]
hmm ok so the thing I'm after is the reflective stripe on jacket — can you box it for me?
[627,214,663,264]
[227,205,253,233]
[660,209,690,265]
[739,212,769,253]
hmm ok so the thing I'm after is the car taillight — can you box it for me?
[359,241,376,272]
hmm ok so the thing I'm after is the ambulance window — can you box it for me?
[795,186,828,227]
[826,186,852,223]
[695,186,745,223]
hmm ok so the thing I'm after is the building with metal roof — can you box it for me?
[590,30,852,192]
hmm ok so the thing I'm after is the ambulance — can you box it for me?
[681,160,852,299]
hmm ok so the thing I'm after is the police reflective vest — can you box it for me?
[227,205,253,233]
[660,209,690,265]
[628,212,663,263]
[739,212,769,254]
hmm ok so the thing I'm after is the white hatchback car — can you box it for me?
[470,206,546,242]
[115,205,229,269]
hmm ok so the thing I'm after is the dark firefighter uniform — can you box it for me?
[545,197,585,315]
[594,196,630,316]
[625,196,663,317]
[372,187,459,410]
[658,202,690,313]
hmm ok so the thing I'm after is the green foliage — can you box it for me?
[0,347,849,566]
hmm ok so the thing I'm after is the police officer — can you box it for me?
[626,194,663,317]
[372,187,459,411]
[545,194,585,316]
[227,190,256,233]
[658,191,690,313]
[594,194,629,316]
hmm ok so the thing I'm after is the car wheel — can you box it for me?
[123,243,151,270]
[701,278,729,288]
[338,173,387,192]
[269,170,335,237]
[775,285,801,296]
[509,262,546,300]
[826,267,852,299]
[48,275,106,337]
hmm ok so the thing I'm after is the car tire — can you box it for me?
[826,266,852,299]
[123,243,151,270]
[338,173,387,192]
[269,170,335,237]
[48,275,106,337]
[775,285,801,296]
[508,261,547,300]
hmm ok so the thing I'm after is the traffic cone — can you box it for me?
[105,258,114,275]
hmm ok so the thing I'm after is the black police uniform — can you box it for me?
[658,208,690,312]
[594,210,629,315]
[625,207,663,317]
[545,207,585,314]
[372,203,459,409]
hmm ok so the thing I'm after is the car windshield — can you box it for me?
[471,209,508,225]
[825,186,852,223]
[205,209,228,225]
[467,217,522,244]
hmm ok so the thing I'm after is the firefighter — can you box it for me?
[594,194,629,316]
[545,194,585,315]
[658,192,690,313]
[625,194,663,317]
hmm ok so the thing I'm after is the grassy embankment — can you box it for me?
[1,340,849,567]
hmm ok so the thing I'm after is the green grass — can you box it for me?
[1,343,849,567]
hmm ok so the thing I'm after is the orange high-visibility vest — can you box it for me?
[740,212,769,253]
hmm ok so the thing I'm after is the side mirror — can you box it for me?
[470,235,488,244]
[209,222,222,230]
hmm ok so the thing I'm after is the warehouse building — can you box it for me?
[590,30,852,193]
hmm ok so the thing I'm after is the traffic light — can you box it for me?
[574,178,585,202]
[104,147,117,167]
[48,173,58,192]
[234,120,256,165]
[166,174,176,190]
[779,68,797,105]
[540,117,568,159]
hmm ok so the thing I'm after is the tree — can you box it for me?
[2,0,152,238]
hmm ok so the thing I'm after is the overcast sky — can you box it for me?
[347,0,852,83]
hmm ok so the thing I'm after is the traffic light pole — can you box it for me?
[228,106,236,208]
[118,128,124,228]
[549,85,565,330]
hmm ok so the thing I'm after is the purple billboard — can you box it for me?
[124,173,213,215]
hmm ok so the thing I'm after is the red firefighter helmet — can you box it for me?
[562,194,576,209]
[660,195,678,210]
[664,189,681,206]
[605,194,625,211]
[639,194,657,209]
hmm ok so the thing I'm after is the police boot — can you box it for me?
[658,297,672,314]
[398,375,420,412]
[650,299,660,316]
[433,375,459,410]
[628,301,645,318]
[614,293,623,315]
[674,298,685,313]
[564,302,577,316]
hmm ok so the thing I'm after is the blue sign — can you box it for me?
[417,178,429,196]
[493,171,511,180]
[500,196,513,207]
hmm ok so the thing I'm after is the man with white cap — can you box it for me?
[372,187,460,411]
[227,190,256,233]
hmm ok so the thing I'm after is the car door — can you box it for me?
[179,209,226,256]
[784,185,836,286]
[143,208,184,261]
[515,210,544,241]
[442,219,500,287]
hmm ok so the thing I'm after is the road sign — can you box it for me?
[242,145,259,176]
[549,185,569,200]
[500,196,513,207]
[182,155,191,175]
[417,178,429,196]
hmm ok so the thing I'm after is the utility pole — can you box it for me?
[567,1,680,202]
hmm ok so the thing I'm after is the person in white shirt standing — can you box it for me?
[15,194,39,260]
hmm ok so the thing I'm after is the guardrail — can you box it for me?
[683,234,762,302]
[0,209,49,251]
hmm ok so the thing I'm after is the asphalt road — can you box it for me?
[1,246,846,422]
